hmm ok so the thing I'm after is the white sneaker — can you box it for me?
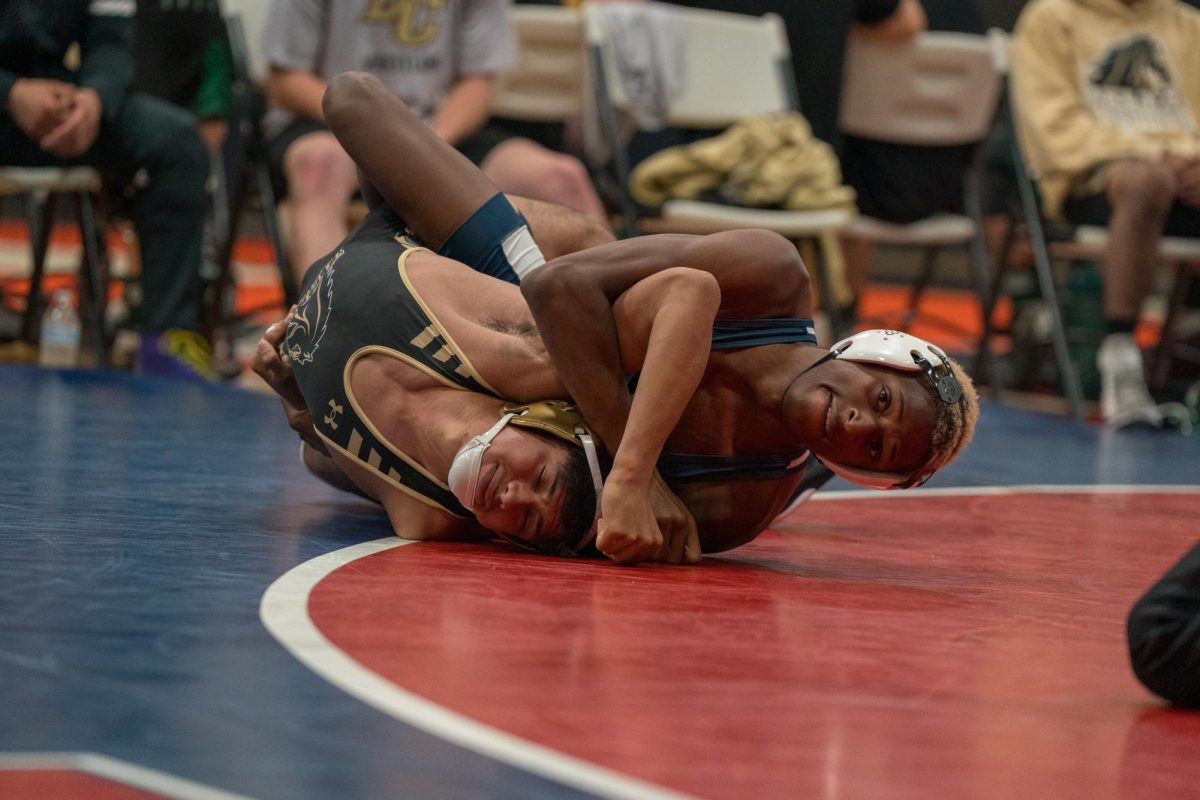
[1097,334,1163,429]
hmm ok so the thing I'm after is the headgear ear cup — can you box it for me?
[502,400,605,554]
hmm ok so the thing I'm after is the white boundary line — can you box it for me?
[260,539,693,800]
[260,486,1198,800]
[810,484,1200,501]
[0,751,251,800]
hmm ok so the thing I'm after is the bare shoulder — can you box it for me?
[327,447,472,542]
[379,478,476,541]
[692,229,809,317]
[405,251,531,324]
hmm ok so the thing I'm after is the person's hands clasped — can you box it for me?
[1165,151,1200,208]
[251,308,326,454]
[595,472,700,566]
[6,78,74,142]
[40,87,102,159]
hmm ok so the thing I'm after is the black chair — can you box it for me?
[204,13,294,345]
[0,166,110,366]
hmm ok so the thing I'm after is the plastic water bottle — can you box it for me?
[38,289,81,368]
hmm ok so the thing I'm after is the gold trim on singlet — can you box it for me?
[341,344,470,494]
[396,249,504,397]
[314,427,458,514]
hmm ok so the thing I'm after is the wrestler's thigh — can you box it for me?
[505,194,615,260]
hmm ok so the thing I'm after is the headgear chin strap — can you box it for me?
[811,329,962,490]
[448,413,516,511]
[449,400,604,556]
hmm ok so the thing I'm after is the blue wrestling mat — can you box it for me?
[1,365,1197,799]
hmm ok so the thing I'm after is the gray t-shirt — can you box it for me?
[261,0,515,128]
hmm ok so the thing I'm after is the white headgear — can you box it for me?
[813,329,962,490]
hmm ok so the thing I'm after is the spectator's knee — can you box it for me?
[130,97,209,200]
[285,134,357,200]
[1107,159,1175,217]
[536,154,596,208]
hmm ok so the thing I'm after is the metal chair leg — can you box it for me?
[963,165,1001,390]
[20,190,59,344]
[902,248,939,329]
[77,190,110,367]
[1150,262,1196,391]
[1015,162,1085,420]
[256,159,295,308]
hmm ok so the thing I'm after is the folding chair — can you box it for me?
[983,31,1200,420]
[0,167,109,366]
[204,11,294,343]
[838,31,1002,351]
[491,5,586,127]
[583,3,854,336]
[1070,228,1200,394]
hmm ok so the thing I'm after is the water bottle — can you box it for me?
[38,289,81,368]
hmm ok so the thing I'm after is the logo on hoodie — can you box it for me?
[1084,35,1196,133]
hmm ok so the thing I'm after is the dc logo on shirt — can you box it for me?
[361,0,444,46]
[285,249,342,366]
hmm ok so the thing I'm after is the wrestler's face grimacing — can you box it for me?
[791,361,938,475]
[470,427,571,547]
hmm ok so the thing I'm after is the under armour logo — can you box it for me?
[324,399,344,430]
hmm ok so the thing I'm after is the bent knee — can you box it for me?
[536,154,594,200]
[1107,159,1176,214]
[284,133,358,198]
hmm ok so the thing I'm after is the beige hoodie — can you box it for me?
[1011,0,1200,217]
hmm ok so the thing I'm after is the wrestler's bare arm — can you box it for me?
[679,479,796,554]
[519,232,810,562]
[522,229,810,455]
[327,447,478,542]
[584,268,718,565]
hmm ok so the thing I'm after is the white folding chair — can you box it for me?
[838,30,1002,347]
[491,5,586,126]
[584,3,854,335]
[0,167,109,365]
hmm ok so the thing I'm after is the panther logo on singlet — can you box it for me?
[1085,35,1197,133]
[285,249,342,366]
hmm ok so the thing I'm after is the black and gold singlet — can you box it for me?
[285,205,501,518]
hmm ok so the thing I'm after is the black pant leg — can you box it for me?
[101,93,209,332]
[1128,540,1200,708]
